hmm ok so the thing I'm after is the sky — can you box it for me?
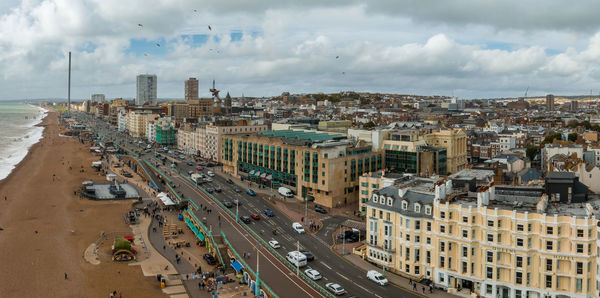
[1,1,600,100]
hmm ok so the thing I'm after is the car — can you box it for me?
[214,186,222,193]
[232,199,242,206]
[300,250,314,261]
[268,240,280,249]
[203,254,217,265]
[206,188,214,194]
[226,178,233,184]
[366,270,389,286]
[207,171,215,177]
[186,161,193,166]
[188,170,194,176]
[196,166,203,171]
[233,186,242,193]
[204,178,213,183]
[325,283,346,296]
[223,201,234,208]
[314,205,328,214]
[246,189,256,196]
[263,208,274,217]
[240,216,251,224]
[250,214,260,220]
[304,269,321,281]
[292,222,305,234]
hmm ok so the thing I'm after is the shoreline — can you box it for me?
[0,109,165,297]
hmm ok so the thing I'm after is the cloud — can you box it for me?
[1,1,600,100]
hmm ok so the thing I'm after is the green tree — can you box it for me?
[363,121,376,129]
[568,132,578,142]
[526,146,540,161]
[542,133,562,144]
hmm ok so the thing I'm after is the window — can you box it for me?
[426,222,431,231]
[440,242,445,252]
[414,204,421,213]
[462,246,468,257]
[577,229,584,237]
[406,234,410,241]
[577,262,583,274]
[516,238,523,247]
[426,237,431,244]
[546,259,552,271]
[405,264,410,273]
[545,275,552,288]
[415,220,421,230]
[487,220,494,227]
[546,241,553,250]
[440,225,445,233]
[425,206,432,215]
[440,256,445,267]
[576,278,582,291]
[517,224,523,232]
[462,261,467,273]
[487,234,493,242]
[402,201,408,210]
[577,244,584,253]
[546,226,553,235]
[516,271,522,284]
[486,267,493,279]
[415,236,420,243]
[462,230,468,238]
[405,219,410,229]
[462,216,468,223]
[516,256,523,267]
[426,251,431,263]
[497,234,501,243]
[487,251,493,263]
[528,224,532,232]
[440,211,445,219]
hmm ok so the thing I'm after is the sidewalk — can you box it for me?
[343,254,460,298]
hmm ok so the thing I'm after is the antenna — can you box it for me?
[68,51,71,116]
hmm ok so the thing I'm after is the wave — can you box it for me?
[0,105,47,182]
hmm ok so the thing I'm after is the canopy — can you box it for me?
[231,260,243,272]
[157,192,176,206]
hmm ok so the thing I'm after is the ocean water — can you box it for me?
[0,101,47,181]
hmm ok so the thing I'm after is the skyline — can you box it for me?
[2,1,600,100]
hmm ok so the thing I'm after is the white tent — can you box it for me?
[157,192,176,206]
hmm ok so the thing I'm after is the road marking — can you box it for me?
[337,273,350,281]
[319,261,332,270]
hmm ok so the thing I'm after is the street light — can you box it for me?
[236,200,239,223]
[255,246,261,297]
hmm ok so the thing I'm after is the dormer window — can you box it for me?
[402,201,408,210]
[387,197,393,206]
[372,194,378,204]
[414,203,421,213]
[425,206,432,215]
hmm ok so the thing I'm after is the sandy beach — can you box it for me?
[0,110,165,298]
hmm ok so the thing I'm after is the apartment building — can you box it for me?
[358,171,405,215]
[126,111,158,138]
[155,117,176,145]
[221,130,383,208]
[365,177,600,298]
[425,128,467,174]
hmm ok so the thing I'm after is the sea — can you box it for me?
[0,101,48,181]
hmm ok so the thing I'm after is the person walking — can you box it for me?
[64,272,68,280]
[412,282,417,291]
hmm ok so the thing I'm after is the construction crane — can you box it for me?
[209,79,221,103]
[524,86,529,98]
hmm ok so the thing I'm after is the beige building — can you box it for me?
[126,111,158,138]
[425,128,467,174]
[365,178,600,298]
[358,171,406,215]
[185,77,199,101]
[221,130,383,208]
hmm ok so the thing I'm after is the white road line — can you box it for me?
[337,273,350,281]
[320,261,332,270]
[353,282,372,294]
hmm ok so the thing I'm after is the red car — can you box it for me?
[250,214,260,220]
[196,166,203,171]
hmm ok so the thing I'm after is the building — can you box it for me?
[136,74,157,106]
[155,117,176,146]
[221,130,383,208]
[187,98,213,119]
[425,128,467,174]
[546,94,555,111]
[126,111,158,138]
[166,102,188,123]
[185,78,199,101]
[358,171,406,215]
[91,94,105,103]
[382,130,447,176]
[117,110,127,132]
[365,177,600,298]
[318,120,352,133]
[146,119,156,143]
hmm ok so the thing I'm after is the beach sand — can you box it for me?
[0,110,166,298]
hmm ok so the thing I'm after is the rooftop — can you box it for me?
[261,130,344,142]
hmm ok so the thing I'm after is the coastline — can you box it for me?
[0,109,165,297]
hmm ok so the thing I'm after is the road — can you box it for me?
[76,112,421,298]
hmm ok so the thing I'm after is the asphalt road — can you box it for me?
[77,112,421,298]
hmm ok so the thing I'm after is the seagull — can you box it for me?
[138,24,143,27]
[336,56,339,59]
[208,25,212,31]
[193,9,197,12]
[342,72,345,75]
[156,43,160,47]
[144,53,149,56]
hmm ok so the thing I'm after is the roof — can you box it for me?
[546,172,576,179]
[261,130,344,142]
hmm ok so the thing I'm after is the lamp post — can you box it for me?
[255,246,260,297]
[342,225,345,256]
[236,200,239,223]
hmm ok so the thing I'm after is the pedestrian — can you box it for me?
[247,252,251,259]
[409,279,412,286]
[422,286,425,294]
[110,292,114,298]
[413,282,417,291]
[430,284,434,293]
[64,272,68,280]
[186,274,189,280]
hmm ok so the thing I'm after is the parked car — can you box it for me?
[240,216,251,224]
[186,161,193,166]
[188,170,194,176]
[250,214,260,220]
[314,205,328,214]
[366,270,389,286]
[203,254,217,265]
[207,171,215,177]
[206,188,214,194]
[226,178,233,184]
[268,240,280,249]
[196,166,203,171]
[292,222,305,234]
[214,186,222,193]
[263,208,274,217]
[233,186,242,193]
[246,189,256,196]
[300,250,314,262]
[232,199,242,206]
[325,283,346,296]
[304,269,321,281]
[223,201,234,208]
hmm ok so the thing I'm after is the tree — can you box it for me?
[363,121,376,129]
[568,132,578,142]
[542,133,562,144]
[526,146,540,161]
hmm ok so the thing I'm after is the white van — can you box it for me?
[292,222,305,234]
[278,187,293,198]
[286,251,307,267]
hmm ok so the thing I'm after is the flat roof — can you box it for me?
[261,130,344,142]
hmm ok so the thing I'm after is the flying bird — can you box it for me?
[156,43,160,47]
[208,25,212,31]
[336,56,339,59]
[193,9,197,12]
[144,53,149,56]
[342,72,345,75]
[138,24,143,27]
